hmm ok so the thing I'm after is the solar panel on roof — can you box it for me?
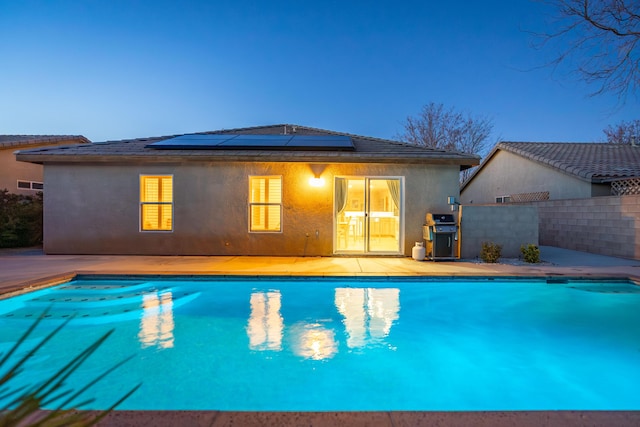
[227,135,292,141]
[146,134,355,151]
[285,135,353,149]
[219,135,292,148]
[147,134,233,149]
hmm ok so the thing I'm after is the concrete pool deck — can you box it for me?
[1,246,639,296]
[1,246,639,426]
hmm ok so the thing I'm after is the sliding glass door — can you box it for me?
[334,177,402,254]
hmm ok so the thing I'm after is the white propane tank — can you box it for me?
[412,241,426,261]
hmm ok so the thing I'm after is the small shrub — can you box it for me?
[521,243,540,263]
[480,241,502,263]
[0,189,43,248]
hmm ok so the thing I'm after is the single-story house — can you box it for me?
[1,135,90,195]
[460,142,640,204]
[16,124,479,256]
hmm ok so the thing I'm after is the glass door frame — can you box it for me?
[333,175,404,255]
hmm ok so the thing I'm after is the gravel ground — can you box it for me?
[461,257,553,266]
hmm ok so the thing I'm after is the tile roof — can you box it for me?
[462,141,640,189]
[15,124,480,167]
[0,135,90,149]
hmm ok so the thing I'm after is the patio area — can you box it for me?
[1,246,639,297]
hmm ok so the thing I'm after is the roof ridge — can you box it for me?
[463,140,640,190]
[0,134,85,137]
[16,125,481,167]
[463,141,640,188]
[500,141,606,145]
[198,123,453,153]
[499,142,596,180]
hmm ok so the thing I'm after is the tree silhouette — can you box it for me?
[397,102,493,182]
[536,0,639,99]
[603,119,640,143]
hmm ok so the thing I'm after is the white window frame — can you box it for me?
[139,174,174,232]
[248,175,283,233]
[333,175,405,255]
[17,180,43,191]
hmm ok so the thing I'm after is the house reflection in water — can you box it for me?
[138,291,175,349]
[335,288,400,348]
[245,287,399,358]
[246,291,284,351]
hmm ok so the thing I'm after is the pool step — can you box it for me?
[567,284,640,294]
[1,292,201,325]
[55,281,163,294]
[26,286,176,308]
[1,282,201,325]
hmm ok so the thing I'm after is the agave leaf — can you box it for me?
[0,311,47,367]
[54,355,136,409]
[0,384,29,403]
[0,310,140,427]
[32,330,113,402]
[1,312,74,403]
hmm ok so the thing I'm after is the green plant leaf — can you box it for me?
[0,309,139,427]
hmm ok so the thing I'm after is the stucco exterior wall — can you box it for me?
[43,162,459,256]
[459,204,538,258]
[1,140,86,195]
[460,150,593,204]
[0,148,44,195]
[533,195,640,260]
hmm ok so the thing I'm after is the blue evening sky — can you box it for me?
[0,0,637,147]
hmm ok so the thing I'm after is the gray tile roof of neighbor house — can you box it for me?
[462,142,640,189]
[15,124,480,168]
[0,135,90,149]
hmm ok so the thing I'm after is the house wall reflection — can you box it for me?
[335,288,400,348]
[247,291,284,351]
[139,291,175,349]
[245,288,400,358]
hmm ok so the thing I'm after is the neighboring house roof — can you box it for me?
[15,124,480,167]
[0,135,90,149]
[461,142,640,190]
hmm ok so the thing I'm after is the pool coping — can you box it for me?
[38,409,640,426]
[2,270,638,300]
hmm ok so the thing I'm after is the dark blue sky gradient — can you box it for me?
[1,0,637,145]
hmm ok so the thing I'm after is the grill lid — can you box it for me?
[425,213,456,225]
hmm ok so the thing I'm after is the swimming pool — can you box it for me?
[0,275,639,411]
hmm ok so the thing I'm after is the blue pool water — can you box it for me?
[0,276,639,411]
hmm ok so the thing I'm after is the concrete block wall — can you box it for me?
[459,204,538,259]
[533,195,640,260]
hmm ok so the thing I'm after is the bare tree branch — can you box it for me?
[397,102,494,182]
[535,0,640,99]
[603,118,640,143]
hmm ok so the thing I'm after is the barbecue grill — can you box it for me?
[423,213,458,260]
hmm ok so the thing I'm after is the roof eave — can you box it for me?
[16,152,480,166]
[0,136,90,149]
[460,144,502,191]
